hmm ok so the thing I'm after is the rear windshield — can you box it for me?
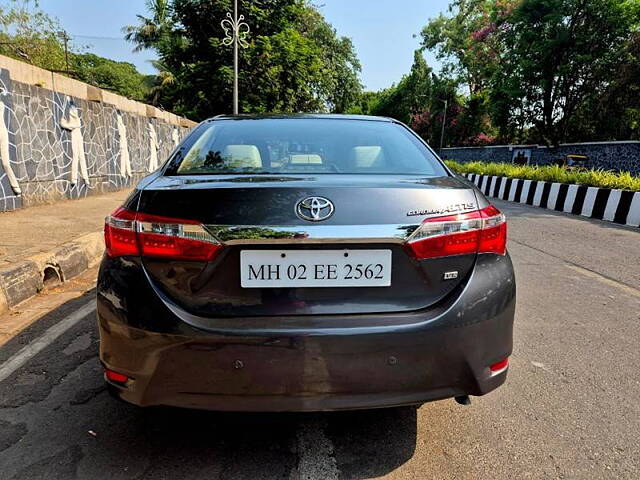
[170,118,447,176]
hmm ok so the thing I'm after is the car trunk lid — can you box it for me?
[135,174,481,317]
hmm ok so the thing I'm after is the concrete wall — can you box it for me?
[441,142,640,175]
[0,55,197,212]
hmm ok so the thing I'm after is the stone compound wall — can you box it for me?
[0,55,197,212]
[441,142,640,175]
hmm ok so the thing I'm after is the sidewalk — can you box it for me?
[0,190,130,312]
[1,191,130,266]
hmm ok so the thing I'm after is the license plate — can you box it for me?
[240,250,392,288]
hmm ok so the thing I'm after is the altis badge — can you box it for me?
[407,202,476,217]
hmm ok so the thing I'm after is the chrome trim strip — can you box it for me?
[205,224,420,245]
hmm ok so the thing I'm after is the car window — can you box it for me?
[173,118,447,176]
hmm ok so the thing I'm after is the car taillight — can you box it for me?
[136,212,222,261]
[104,207,138,257]
[406,205,507,259]
[104,208,222,261]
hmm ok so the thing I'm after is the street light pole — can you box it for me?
[58,31,70,73]
[439,99,448,155]
[233,0,239,115]
[221,0,250,115]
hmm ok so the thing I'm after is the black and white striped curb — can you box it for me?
[464,173,640,228]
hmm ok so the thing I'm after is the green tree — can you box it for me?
[72,53,152,101]
[0,0,154,102]
[407,75,461,147]
[346,90,384,116]
[369,50,434,125]
[298,6,361,113]
[0,0,67,71]
[122,0,172,52]
[415,1,506,146]
[490,0,640,145]
[421,0,505,96]
[365,51,490,148]
[125,0,362,119]
[565,30,640,141]
[418,0,640,145]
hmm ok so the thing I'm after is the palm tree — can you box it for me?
[147,59,176,105]
[122,0,171,52]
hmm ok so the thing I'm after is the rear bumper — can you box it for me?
[97,254,515,412]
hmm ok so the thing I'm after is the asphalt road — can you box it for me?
[0,200,639,479]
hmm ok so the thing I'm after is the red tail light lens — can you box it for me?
[406,205,506,259]
[136,213,222,261]
[478,205,508,255]
[104,208,138,257]
[104,208,222,261]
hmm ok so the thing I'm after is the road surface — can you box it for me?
[0,200,638,479]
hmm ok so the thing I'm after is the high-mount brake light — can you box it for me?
[406,205,507,259]
[104,208,222,261]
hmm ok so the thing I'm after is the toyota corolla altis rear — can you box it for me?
[97,114,515,411]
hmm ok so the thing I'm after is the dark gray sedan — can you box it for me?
[98,114,515,411]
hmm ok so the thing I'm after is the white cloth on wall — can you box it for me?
[117,114,132,177]
[0,98,21,195]
[60,104,89,186]
[148,123,158,172]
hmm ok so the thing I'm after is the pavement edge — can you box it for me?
[0,232,103,315]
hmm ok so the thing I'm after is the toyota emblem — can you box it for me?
[295,196,335,222]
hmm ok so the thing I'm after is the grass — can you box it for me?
[445,160,640,192]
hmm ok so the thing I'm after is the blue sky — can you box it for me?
[38,0,450,91]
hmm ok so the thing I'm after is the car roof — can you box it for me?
[208,113,396,123]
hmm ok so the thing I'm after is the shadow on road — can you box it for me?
[326,407,418,478]
[104,404,418,479]
[0,292,418,479]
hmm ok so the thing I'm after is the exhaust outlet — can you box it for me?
[454,395,471,406]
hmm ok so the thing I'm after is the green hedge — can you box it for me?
[445,160,640,192]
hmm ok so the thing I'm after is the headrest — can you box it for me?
[222,145,262,169]
[350,146,384,168]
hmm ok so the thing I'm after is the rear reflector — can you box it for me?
[489,358,509,375]
[105,369,129,384]
[406,205,507,259]
[105,208,221,261]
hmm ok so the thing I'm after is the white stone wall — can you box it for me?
[0,61,194,212]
